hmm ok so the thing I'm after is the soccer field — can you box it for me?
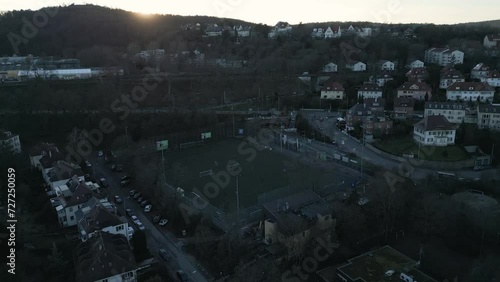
[164,138,348,210]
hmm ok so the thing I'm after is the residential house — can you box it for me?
[39,151,65,179]
[477,103,500,131]
[325,26,341,38]
[378,60,395,71]
[440,69,465,89]
[316,246,438,282]
[205,25,224,37]
[480,70,500,87]
[345,61,366,72]
[44,160,84,190]
[345,25,372,37]
[320,81,345,100]
[484,34,500,49]
[347,102,392,136]
[424,48,464,66]
[471,63,491,79]
[397,82,432,101]
[233,25,251,37]
[0,130,21,154]
[393,97,415,119]
[413,115,456,146]
[363,98,386,113]
[404,27,414,38]
[406,67,429,82]
[446,82,495,102]
[263,190,335,259]
[311,27,325,38]
[424,102,466,124]
[54,181,96,227]
[465,146,492,167]
[77,204,129,242]
[268,22,292,38]
[74,232,139,282]
[323,62,338,73]
[373,71,394,86]
[406,59,425,69]
[357,83,383,99]
[29,142,58,170]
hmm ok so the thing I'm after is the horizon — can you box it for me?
[0,0,499,26]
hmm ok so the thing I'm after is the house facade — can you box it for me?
[77,204,129,242]
[320,81,345,100]
[0,130,21,154]
[407,59,425,69]
[233,25,251,37]
[323,62,338,73]
[446,82,495,102]
[347,100,392,136]
[205,25,223,36]
[484,34,500,49]
[480,70,500,87]
[440,69,465,89]
[424,48,464,66]
[406,67,429,82]
[268,22,292,38]
[346,61,366,72]
[373,71,394,86]
[325,26,341,38]
[357,83,382,99]
[471,63,491,79]
[413,115,456,146]
[424,102,466,124]
[393,97,415,119]
[397,82,432,101]
[378,60,395,71]
[477,104,500,131]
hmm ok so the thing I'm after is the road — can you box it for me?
[299,110,496,181]
[90,154,209,282]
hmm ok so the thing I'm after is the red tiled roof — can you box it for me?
[358,83,382,92]
[406,67,429,76]
[486,34,500,41]
[447,82,494,92]
[394,97,415,107]
[322,81,344,91]
[441,69,464,79]
[398,82,431,91]
[415,115,455,131]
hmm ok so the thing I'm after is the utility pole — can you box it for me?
[236,175,240,227]
[161,147,166,186]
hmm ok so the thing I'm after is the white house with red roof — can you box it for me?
[484,34,500,49]
[471,63,491,79]
[357,83,383,99]
[321,81,345,100]
[397,82,432,101]
[413,115,456,146]
[446,82,495,102]
[439,69,465,89]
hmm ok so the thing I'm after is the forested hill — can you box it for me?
[0,4,253,56]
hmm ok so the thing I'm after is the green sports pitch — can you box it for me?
[164,138,348,210]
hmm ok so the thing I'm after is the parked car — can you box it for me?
[141,200,151,207]
[126,208,134,217]
[114,195,122,204]
[136,221,145,231]
[133,192,141,199]
[152,214,160,223]
[176,270,189,282]
[144,205,152,213]
[158,249,170,261]
[127,226,134,240]
[120,179,131,187]
[97,150,104,157]
[137,196,144,203]
[158,219,168,226]
[121,175,131,181]
[130,215,139,222]
[129,190,136,196]
[100,178,108,187]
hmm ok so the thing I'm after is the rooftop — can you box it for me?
[78,204,124,234]
[447,82,494,92]
[394,97,415,108]
[322,81,344,91]
[478,103,500,113]
[425,102,466,110]
[441,69,464,79]
[398,82,431,91]
[415,115,455,132]
[359,83,382,92]
[335,246,437,282]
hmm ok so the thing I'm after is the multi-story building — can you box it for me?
[263,190,335,259]
[397,82,432,101]
[424,48,464,66]
[446,82,495,102]
[74,232,140,282]
[424,102,466,124]
[357,83,383,99]
[477,104,500,131]
[471,63,491,79]
[480,70,500,87]
[440,69,465,89]
[0,130,21,154]
[483,34,500,49]
[320,81,345,100]
[413,115,456,147]
[406,67,429,82]
[393,97,415,119]
[76,203,129,242]
[347,101,392,136]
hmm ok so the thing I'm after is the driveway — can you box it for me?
[90,154,209,282]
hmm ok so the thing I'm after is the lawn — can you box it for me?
[164,138,350,210]
[374,136,471,161]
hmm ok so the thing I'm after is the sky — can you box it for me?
[0,0,498,25]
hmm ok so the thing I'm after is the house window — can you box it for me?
[123,272,133,278]
[70,216,74,221]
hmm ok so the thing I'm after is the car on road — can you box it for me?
[97,150,104,157]
[158,249,170,261]
[114,195,123,204]
[176,270,189,282]
[158,219,168,226]
[144,205,152,213]
[129,190,136,196]
[126,208,134,217]
[120,179,131,187]
[100,178,108,187]
[133,192,142,199]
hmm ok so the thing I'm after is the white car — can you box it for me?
[136,221,145,231]
[130,215,138,222]
[158,219,168,226]
[144,205,152,213]
[127,226,135,240]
